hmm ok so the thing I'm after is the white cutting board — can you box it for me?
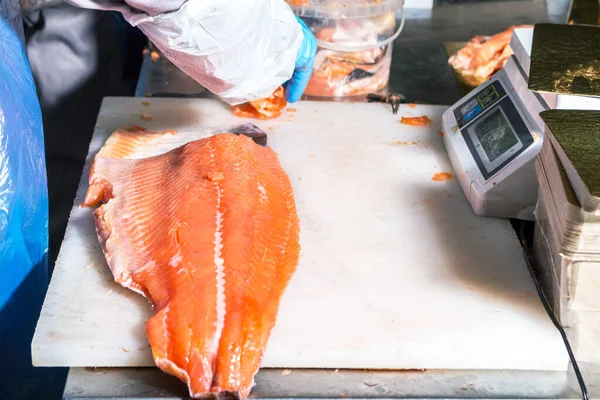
[32,97,568,371]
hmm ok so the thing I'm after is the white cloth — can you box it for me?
[66,0,303,105]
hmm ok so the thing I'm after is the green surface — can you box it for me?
[529,24,600,97]
[540,110,600,197]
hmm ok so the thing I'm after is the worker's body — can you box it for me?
[0,1,315,398]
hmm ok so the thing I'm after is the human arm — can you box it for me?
[65,0,310,105]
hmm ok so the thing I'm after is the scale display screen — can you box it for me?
[473,107,520,163]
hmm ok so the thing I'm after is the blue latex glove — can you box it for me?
[284,16,317,103]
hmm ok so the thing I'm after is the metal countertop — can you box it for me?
[64,363,600,399]
[64,1,600,399]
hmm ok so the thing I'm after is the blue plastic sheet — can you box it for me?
[0,14,49,312]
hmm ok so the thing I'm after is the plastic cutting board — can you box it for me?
[32,97,568,371]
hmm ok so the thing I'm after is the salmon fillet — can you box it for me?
[83,129,300,399]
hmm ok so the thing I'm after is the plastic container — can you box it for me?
[287,0,405,98]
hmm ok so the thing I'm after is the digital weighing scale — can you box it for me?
[442,55,547,220]
[442,26,600,220]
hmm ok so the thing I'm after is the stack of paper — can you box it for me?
[533,110,600,363]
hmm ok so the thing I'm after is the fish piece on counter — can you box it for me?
[83,129,301,399]
[400,116,431,126]
[432,172,453,182]
[232,86,287,119]
[448,25,533,87]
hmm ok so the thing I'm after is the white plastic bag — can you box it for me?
[67,0,303,105]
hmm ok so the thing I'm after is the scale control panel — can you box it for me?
[451,80,535,181]
[455,82,504,128]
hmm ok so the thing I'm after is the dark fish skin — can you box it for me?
[346,68,375,82]
[229,124,268,147]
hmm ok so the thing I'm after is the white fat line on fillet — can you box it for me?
[162,303,172,363]
[168,224,185,274]
[258,182,268,204]
[169,252,183,268]
[214,184,226,345]
[209,143,227,359]
[119,260,155,299]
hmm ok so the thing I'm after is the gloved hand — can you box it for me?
[284,16,317,103]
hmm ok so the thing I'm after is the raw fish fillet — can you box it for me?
[83,128,301,399]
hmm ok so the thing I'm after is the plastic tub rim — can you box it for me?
[290,0,405,19]
[314,7,405,52]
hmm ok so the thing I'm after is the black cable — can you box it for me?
[518,221,589,400]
